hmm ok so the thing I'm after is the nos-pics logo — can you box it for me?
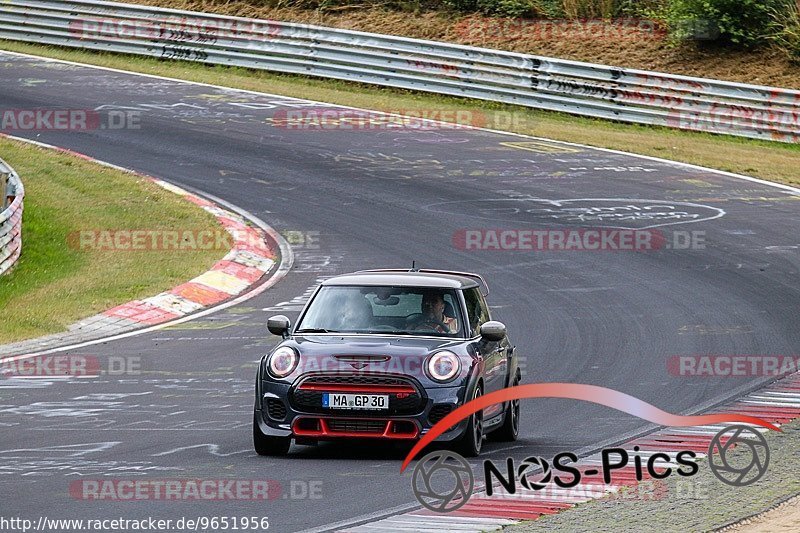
[411,425,769,513]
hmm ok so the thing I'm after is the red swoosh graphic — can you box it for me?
[400,383,780,472]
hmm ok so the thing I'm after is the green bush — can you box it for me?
[531,0,567,17]
[664,0,793,47]
[478,0,540,17]
[442,0,626,18]
[616,0,666,18]
[560,0,615,18]
[441,0,480,13]
[770,0,800,61]
[443,0,547,17]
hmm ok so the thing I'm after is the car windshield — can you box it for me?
[296,285,465,338]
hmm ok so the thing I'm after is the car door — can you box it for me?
[464,287,507,418]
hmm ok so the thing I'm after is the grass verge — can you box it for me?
[0,137,229,344]
[0,40,798,189]
[507,418,800,532]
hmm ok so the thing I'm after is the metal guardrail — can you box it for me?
[0,157,24,276]
[0,0,798,142]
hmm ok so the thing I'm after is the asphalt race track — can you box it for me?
[1,51,800,532]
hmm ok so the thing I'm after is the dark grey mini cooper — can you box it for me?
[253,269,520,457]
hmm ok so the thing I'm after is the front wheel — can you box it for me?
[253,412,291,456]
[454,385,483,457]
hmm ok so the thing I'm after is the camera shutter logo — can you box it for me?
[708,425,770,487]
[411,451,474,512]
[518,456,551,491]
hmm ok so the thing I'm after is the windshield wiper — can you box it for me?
[296,328,338,333]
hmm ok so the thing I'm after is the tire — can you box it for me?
[253,412,291,456]
[454,385,483,457]
[489,374,520,442]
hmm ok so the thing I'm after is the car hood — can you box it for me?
[269,334,470,385]
[289,334,462,357]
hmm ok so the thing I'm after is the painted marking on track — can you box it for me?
[500,141,582,154]
[681,179,720,188]
[678,324,753,335]
[427,197,726,230]
[162,321,238,331]
[341,515,516,532]
[0,442,119,457]
[744,398,800,407]
[757,391,800,398]
[149,335,265,341]
[262,276,334,312]
[151,444,252,457]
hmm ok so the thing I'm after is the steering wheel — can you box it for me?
[412,316,450,333]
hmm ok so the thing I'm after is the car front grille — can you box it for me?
[290,373,425,416]
[266,399,287,421]
[327,419,386,433]
[428,404,454,425]
[302,375,411,386]
[292,417,419,439]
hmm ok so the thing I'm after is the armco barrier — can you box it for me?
[0,157,23,276]
[0,0,798,142]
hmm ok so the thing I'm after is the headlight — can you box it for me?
[426,350,461,382]
[267,346,299,378]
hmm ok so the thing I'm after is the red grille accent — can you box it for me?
[291,417,419,439]
[297,383,416,393]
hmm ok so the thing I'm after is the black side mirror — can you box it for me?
[480,321,506,342]
[267,315,291,337]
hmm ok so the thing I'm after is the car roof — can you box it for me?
[321,270,481,290]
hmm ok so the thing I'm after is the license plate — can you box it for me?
[322,393,388,410]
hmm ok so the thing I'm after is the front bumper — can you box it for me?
[256,374,469,442]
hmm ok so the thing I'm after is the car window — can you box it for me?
[369,292,422,317]
[464,287,490,337]
[296,285,464,337]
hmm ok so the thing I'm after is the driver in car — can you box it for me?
[410,291,458,334]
